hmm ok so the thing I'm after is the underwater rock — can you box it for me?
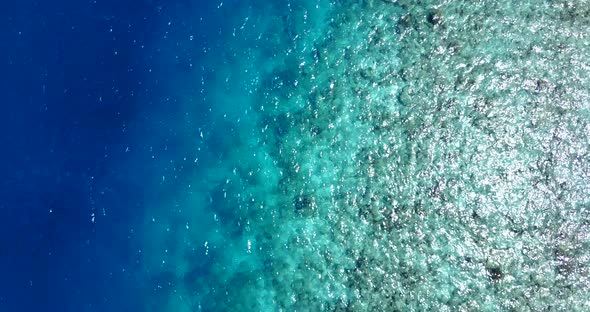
[398,85,413,106]
[310,125,322,137]
[553,243,576,276]
[427,9,443,26]
[293,194,315,216]
[485,262,503,282]
[396,13,417,33]
[487,267,503,282]
[294,195,311,211]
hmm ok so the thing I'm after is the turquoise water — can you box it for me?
[139,0,590,310]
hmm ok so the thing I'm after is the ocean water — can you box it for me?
[1,0,589,311]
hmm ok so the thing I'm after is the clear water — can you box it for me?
[134,0,590,311]
[5,0,587,311]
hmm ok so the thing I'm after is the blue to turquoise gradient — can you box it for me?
[1,0,589,311]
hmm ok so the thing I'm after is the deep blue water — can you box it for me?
[0,0,247,309]
[0,1,178,310]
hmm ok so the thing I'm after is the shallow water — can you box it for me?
[135,0,590,311]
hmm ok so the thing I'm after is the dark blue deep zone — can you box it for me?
[0,1,209,311]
